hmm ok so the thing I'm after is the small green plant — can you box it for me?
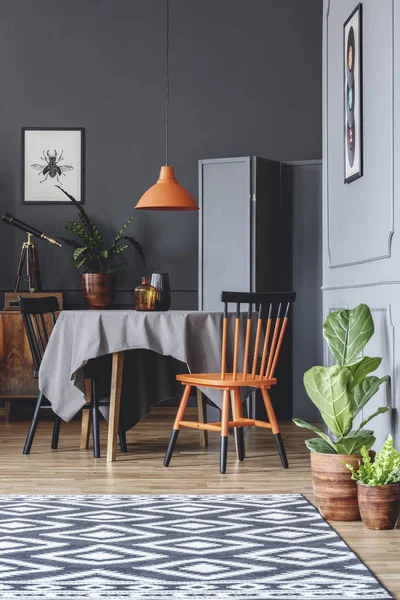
[347,435,400,485]
[293,304,389,454]
[57,186,145,273]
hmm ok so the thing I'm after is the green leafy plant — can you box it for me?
[346,435,400,485]
[57,186,145,273]
[293,304,389,454]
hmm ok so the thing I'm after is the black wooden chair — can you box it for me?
[19,296,127,458]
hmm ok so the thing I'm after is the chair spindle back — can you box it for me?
[220,291,296,381]
[18,296,60,376]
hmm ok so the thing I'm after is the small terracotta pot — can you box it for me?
[81,273,116,310]
[358,482,400,530]
[311,451,374,521]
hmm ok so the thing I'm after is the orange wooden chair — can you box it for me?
[164,291,296,473]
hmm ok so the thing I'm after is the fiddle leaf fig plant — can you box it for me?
[323,303,374,364]
[347,435,400,485]
[56,186,145,273]
[293,304,389,454]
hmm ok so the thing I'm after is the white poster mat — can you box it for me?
[24,129,82,202]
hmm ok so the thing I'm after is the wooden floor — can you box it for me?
[0,409,399,598]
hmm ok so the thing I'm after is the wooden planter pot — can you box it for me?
[81,273,116,310]
[358,482,400,530]
[311,452,370,521]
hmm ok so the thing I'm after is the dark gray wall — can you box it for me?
[0,0,322,307]
[281,161,322,421]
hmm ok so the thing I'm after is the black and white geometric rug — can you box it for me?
[0,494,392,599]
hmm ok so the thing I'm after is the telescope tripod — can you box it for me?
[14,233,42,292]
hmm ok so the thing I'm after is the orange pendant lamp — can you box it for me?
[135,0,198,211]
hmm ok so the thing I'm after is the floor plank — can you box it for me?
[0,410,398,598]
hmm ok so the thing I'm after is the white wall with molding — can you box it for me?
[323,0,398,447]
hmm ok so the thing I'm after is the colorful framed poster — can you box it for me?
[344,4,363,184]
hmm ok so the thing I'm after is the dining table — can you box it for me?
[39,309,251,462]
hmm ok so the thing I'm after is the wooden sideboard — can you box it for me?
[0,311,37,420]
[0,292,63,421]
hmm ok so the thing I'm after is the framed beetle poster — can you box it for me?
[22,127,84,203]
[344,4,363,184]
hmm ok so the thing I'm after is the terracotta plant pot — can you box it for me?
[358,482,400,530]
[310,451,374,521]
[81,273,116,310]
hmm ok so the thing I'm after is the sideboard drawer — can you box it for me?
[4,292,64,311]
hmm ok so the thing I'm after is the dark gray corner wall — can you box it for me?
[0,0,322,308]
[281,161,322,421]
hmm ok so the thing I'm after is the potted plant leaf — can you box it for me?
[57,186,145,309]
[347,435,400,529]
[293,304,390,521]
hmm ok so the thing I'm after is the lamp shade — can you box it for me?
[135,166,199,211]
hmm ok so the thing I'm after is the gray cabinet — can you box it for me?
[198,157,280,311]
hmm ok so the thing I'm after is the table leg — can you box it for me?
[196,388,208,447]
[107,351,125,463]
[80,379,92,450]
[4,399,11,424]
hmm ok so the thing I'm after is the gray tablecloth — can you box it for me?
[39,310,247,428]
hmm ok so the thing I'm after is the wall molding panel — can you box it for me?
[324,0,395,271]
[322,280,400,291]
[327,228,394,269]
[324,299,397,448]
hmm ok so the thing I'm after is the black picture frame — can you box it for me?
[343,4,363,184]
[22,127,85,204]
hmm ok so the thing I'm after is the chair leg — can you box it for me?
[23,392,44,455]
[91,380,101,459]
[220,390,230,474]
[232,388,245,462]
[274,432,288,468]
[196,388,208,447]
[164,430,179,467]
[118,418,127,452]
[51,416,61,449]
[164,385,191,467]
[261,388,288,468]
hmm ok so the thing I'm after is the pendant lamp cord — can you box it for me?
[165,0,170,166]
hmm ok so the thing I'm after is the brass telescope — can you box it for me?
[1,213,62,292]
